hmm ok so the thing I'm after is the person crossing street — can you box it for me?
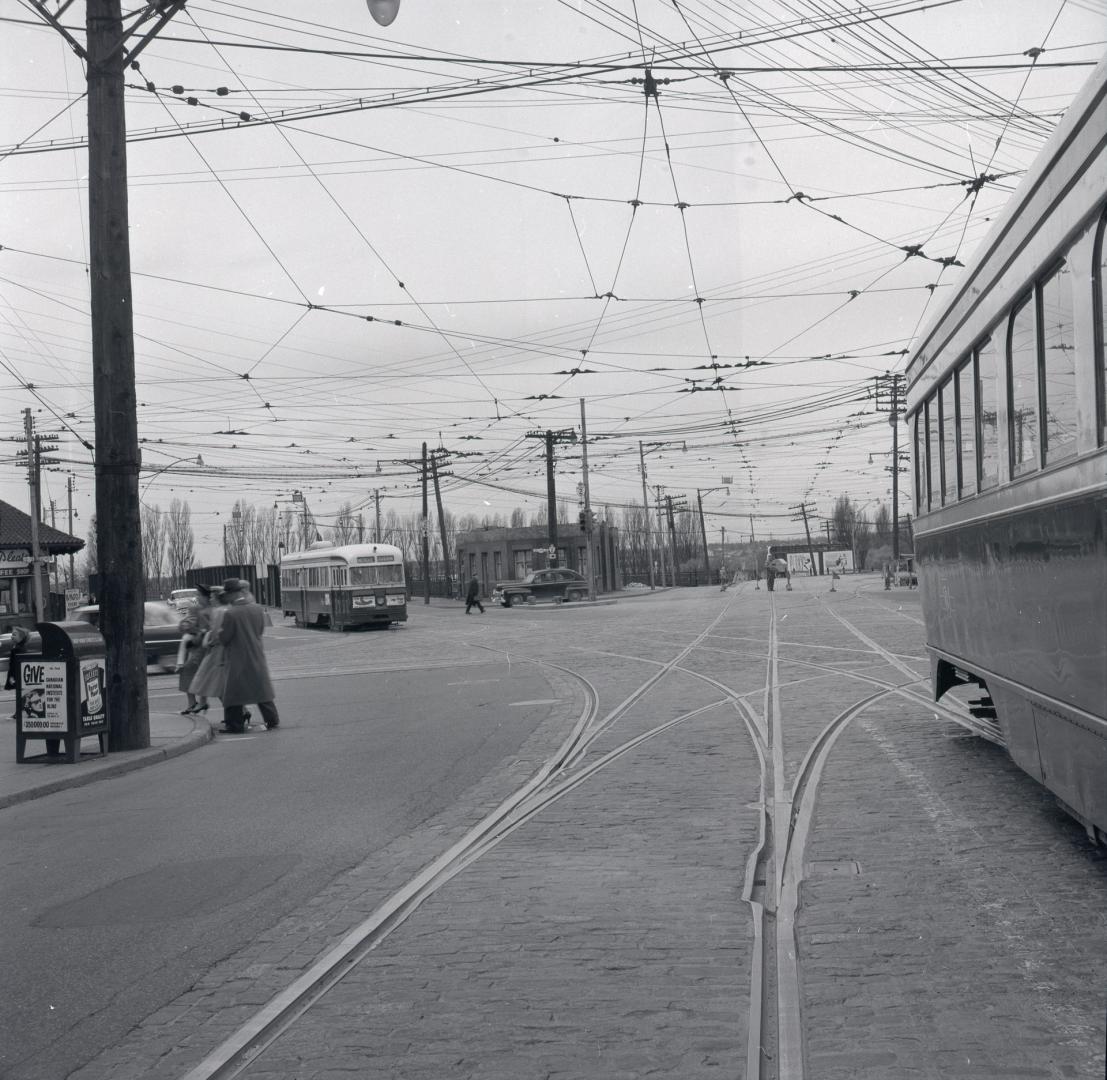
[465,575,485,614]
[218,578,280,733]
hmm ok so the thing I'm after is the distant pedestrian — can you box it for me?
[176,584,216,715]
[218,578,279,732]
[4,626,31,721]
[719,566,729,592]
[465,575,485,614]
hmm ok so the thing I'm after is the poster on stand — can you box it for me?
[19,660,66,732]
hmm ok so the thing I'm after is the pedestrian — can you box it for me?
[4,625,31,721]
[465,575,484,614]
[719,566,729,592]
[189,587,228,714]
[175,584,215,715]
[217,578,279,732]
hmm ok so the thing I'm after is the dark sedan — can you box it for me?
[0,602,185,679]
[491,569,588,607]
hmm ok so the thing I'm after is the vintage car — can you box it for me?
[491,569,588,607]
[0,602,186,680]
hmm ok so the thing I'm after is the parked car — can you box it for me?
[168,587,200,613]
[1,602,186,681]
[491,569,588,607]
[71,602,186,673]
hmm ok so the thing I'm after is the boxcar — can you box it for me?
[905,55,1107,842]
[280,542,408,630]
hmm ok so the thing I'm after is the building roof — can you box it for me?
[0,500,84,554]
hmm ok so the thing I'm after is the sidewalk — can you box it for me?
[0,696,214,810]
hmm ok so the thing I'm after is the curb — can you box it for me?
[0,714,217,811]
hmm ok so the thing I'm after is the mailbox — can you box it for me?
[16,621,108,763]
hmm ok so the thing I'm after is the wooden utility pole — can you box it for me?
[637,443,656,590]
[421,442,430,605]
[875,372,907,559]
[526,428,576,568]
[22,410,45,623]
[790,502,819,576]
[430,450,452,598]
[579,399,595,600]
[24,0,187,750]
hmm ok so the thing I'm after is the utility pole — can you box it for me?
[526,428,576,567]
[875,372,907,559]
[430,449,452,599]
[697,490,711,579]
[25,0,187,749]
[421,442,430,605]
[22,410,45,622]
[373,489,381,543]
[666,495,687,587]
[638,442,656,590]
[579,399,595,600]
[654,487,668,587]
[790,502,819,576]
[749,514,756,543]
[67,474,75,588]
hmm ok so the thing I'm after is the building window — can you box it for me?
[1040,258,1077,463]
[956,356,977,498]
[1008,294,1039,476]
[493,550,502,580]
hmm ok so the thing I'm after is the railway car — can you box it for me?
[280,542,408,630]
[905,55,1107,842]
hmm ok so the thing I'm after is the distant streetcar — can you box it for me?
[280,542,408,630]
[905,56,1107,841]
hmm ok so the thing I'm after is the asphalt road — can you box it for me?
[0,619,570,1080]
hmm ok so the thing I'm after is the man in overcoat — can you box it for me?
[218,578,280,733]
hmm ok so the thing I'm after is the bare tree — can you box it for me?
[251,505,282,565]
[141,503,167,595]
[224,500,254,565]
[333,502,358,545]
[165,499,195,586]
[85,515,99,575]
[509,507,526,527]
[874,502,892,543]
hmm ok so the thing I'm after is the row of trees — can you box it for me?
[71,492,907,596]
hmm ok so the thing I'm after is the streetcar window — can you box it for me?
[977,334,1001,490]
[1040,259,1077,463]
[1008,294,1039,476]
[939,377,957,504]
[1095,210,1107,444]
[956,357,977,498]
[925,396,940,510]
[913,411,925,514]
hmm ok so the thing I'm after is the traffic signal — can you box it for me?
[578,510,587,533]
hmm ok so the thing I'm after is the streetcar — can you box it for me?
[280,542,408,629]
[905,55,1107,841]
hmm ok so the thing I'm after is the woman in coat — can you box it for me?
[188,589,229,709]
[176,585,215,714]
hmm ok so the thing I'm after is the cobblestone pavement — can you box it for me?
[66,582,1106,1080]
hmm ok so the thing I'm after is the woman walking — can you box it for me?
[188,588,229,717]
[176,584,216,715]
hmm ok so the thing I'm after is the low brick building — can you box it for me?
[457,524,620,597]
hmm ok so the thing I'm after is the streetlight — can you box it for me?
[366,0,401,25]
[140,453,203,500]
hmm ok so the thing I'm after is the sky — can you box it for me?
[1,0,1104,562]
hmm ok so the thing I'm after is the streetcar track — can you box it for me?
[176,589,958,1080]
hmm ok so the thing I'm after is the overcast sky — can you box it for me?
[1,0,1103,561]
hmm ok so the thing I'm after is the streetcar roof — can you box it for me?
[279,542,403,565]
[905,52,1107,398]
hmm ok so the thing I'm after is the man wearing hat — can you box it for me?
[217,578,280,733]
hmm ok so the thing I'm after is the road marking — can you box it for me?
[507,698,562,707]
[446,678,502,686]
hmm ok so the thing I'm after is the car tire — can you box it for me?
[566,589,583,602]
[504,594,515,608]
